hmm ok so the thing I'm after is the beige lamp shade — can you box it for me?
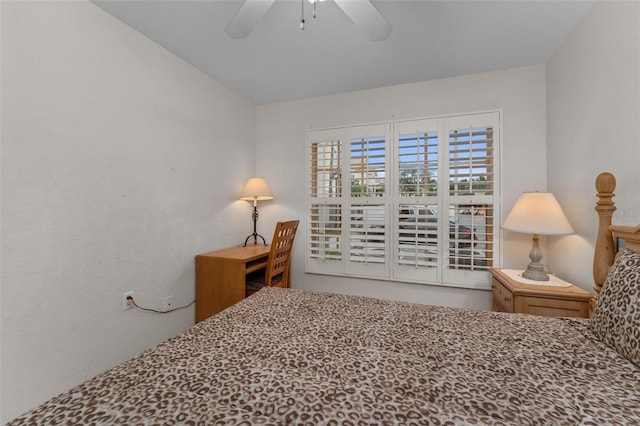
[239,177,274,202]
[502,192,573,236]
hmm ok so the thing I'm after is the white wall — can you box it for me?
[546,0,640,290]
[256,65,548,309]
[1,1,255,422]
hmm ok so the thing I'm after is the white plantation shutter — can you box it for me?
[306,132,344,275]
[350,136,386,197]
[309,203,342,261]
[393,118,440,282]
[306,124,391,277]
[397,130,438,197]
[306,112,499,289]
[448,126,494,197]
[448,203,494,269]
[349,204,386,264]
[345,125,390,277]
[442,113,499,286]
[310,139,342,198]
[395,204,439,282]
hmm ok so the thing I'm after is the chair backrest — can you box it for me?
[264,220,299,288]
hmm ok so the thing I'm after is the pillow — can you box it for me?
[591,248,640,367]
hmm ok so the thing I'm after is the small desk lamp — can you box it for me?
[239,177,274,246]
[502,192,573,281]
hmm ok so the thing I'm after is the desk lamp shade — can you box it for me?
[239,177,274,205]
[502,192,573,281]
[240,177,274,246]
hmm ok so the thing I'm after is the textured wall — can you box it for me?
[1,1,255,421]
[546,0,640,290]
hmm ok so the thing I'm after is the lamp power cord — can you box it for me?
[126,295,195,314]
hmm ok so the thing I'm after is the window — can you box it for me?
[305,112,500,289]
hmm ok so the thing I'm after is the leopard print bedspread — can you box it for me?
[9,287,640,425]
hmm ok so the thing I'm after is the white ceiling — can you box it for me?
[93,0,596,105]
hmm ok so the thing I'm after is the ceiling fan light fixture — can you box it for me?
[226,0,391,41]
[301,0,322,28]
[309,0,324,18]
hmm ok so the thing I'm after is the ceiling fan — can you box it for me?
[224,0,392,41]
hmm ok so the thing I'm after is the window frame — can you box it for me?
[305,111,501,290]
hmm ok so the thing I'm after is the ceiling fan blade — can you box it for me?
[335,0,392,41]
[225,0,276,39]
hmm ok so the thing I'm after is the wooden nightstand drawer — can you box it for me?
[492,277,514,312]
[516,296,589,318]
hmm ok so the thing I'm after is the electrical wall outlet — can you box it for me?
[122,291,134,310]
[163,295,173,312]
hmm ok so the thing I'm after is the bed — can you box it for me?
[8,172,640,425]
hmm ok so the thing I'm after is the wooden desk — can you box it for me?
[195,244,270,323]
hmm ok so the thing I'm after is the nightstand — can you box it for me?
[488,268,592,318]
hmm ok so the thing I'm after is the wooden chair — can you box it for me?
[246,220,299,296]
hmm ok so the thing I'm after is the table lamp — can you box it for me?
[502,192,573,281]
[239,177,274,246]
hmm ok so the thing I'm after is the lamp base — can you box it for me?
[242,204,267,246]
[521,233,550,281]
[522,263,549,281]
[243,233,267,246]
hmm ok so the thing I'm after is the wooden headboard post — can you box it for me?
[593,172,616,296]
